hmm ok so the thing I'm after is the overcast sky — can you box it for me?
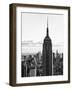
[21,13,64,53]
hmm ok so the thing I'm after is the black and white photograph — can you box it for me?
[21,13,64,77]
[9,3,70,86]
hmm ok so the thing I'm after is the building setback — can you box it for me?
[42,18,52,76]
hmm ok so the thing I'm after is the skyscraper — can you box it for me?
[42,18,52,76]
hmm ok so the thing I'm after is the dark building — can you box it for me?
[53,51,63,75]
[42,18,52,76]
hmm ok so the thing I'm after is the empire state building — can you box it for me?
[42,18,52,76]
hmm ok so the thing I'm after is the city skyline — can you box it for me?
[21,17,63,76]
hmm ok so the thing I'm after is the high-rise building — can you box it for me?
[42,18,52,76]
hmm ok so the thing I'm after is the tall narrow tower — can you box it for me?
[42,18,52,76]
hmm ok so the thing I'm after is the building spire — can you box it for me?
[46,16,49,37]
[47,16,48,28]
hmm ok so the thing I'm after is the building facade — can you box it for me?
[42,19,52,76]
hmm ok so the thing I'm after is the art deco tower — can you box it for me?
[42,18,52,76]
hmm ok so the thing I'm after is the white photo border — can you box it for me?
[16,6,69,84]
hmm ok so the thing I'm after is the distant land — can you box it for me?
[21,41,64,54]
